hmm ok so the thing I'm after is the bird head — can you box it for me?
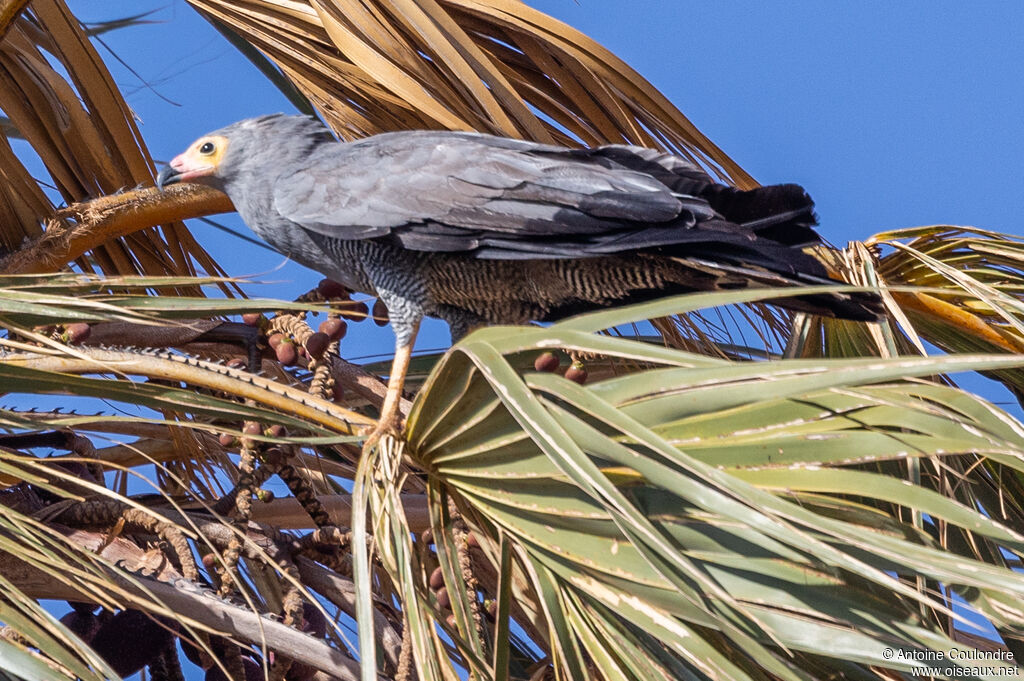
[156,114,335,192]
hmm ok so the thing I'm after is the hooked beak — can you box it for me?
[156,153,213,190]
[155,164,182,190]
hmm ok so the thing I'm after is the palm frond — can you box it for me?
[805,228,1024,403]
[2,2,1023,679]
[186,0,753,186]
[0,0,228,287]
[0,276,386,678]
[0,278,1021,679]
[371,289,1024,681]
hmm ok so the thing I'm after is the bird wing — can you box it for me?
[271,131,722,257]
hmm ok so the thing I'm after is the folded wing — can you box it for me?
[271,131,735,257]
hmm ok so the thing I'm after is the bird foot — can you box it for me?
[360,415,403,455]
[361,339,415,455]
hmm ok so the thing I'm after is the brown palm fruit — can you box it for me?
[240,421,262,448]
[318,317,347,341]
[262,446,286,467]
[218,433,235,448]
[265,424,286,438]
[533,352,560,373]
[339,300,368,321]
[564,361,588,385]
[372,299,389,326]
[446,613,457,629]
[275,339,298,366]
[420,528,433,545]
[466,533,480,548]
[241,313,263,327]
[317,278,349,300]
[436,587,451,610]
[267,332,286,349]
[304,332,330,359]
[429,566,445,590]
[60,609,101,644]
[89,609,175,677]
[227,357,247,370]
[63,322,91,344]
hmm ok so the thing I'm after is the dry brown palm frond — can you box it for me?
[872,226,1024,401]
[0,0,30,38]
[188,0,755,187]
[0,276,388,679]
[4,0,776,349]
[794,227,1024,414]
[0,0,229,287]
[0,185,232,274]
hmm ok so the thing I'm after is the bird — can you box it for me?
[157,113,881,445]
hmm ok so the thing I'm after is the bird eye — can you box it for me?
[199,142,215,155]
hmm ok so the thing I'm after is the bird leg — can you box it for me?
[362,321,418,454]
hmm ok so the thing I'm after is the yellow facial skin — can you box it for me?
[165,134,230,182]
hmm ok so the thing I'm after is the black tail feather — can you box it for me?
[699,183,820,247]
[678,256,884,321]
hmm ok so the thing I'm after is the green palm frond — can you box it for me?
[353,289,1024,681]
[0,276,378,679]
[0,278,1021,679]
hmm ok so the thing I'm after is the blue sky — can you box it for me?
[36,1,1024,677]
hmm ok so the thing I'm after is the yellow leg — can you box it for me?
[362,333,416,453]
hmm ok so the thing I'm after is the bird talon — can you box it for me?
[360,417,403,454]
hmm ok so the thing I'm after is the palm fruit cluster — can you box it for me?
[533,351,588,384]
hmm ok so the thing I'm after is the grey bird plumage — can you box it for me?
[158,114,880,348]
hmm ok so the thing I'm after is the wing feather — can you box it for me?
[271,131,715,257]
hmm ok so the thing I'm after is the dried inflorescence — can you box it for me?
[0,277,440,680]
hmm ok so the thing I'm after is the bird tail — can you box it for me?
[675,256,884,322]
[697,183,821,248]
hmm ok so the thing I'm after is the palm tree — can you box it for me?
[0,2,1022,680]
